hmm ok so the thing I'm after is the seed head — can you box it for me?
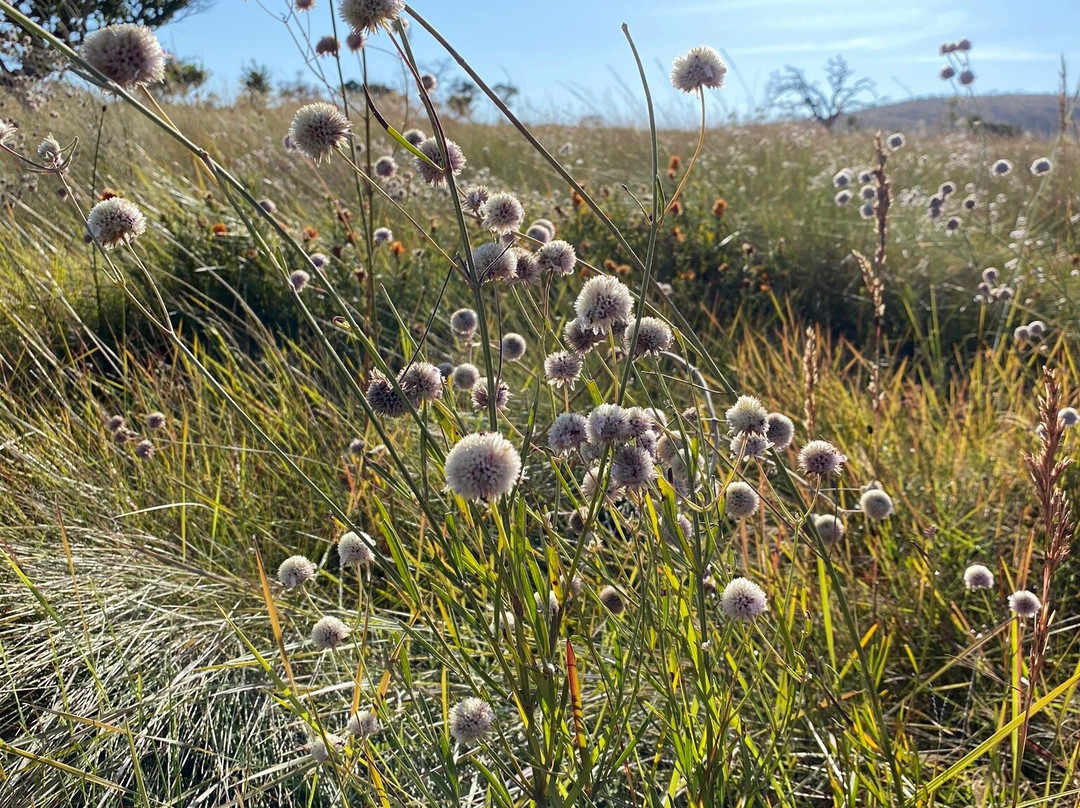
[444,432,521,501]
[373,226,393,244]
[798,440,846,477]
[860,488,894,521]
[471,379,511,412]
[346,30,367,51]
[339,0,404,34]
[835,190,852,205]
[765,413,795,450]
[1008,590,1041,618]
[626,317,673,358]
[536,240,577,275]
[548,412,588,453]
[582,465,623,504]
[963,563,994,591]
[309,733,344,762]
[420,73,437,92]
[472,242,517,282]
[501,332,527,362]
[544,350,584,389]
[451,363,480,390]
[348,437,365,456]
[481,192,524,235]
[402,128,425,147]
[415,137,465,186]
[1028,320,1046,337]
[106,414,126,432]
[339,530,375,566]
[813,514,844,542]
[450,307,478,337]
[509,248,541,284]
[958,69,974,86]
[575,276,633,334]
[347,709,379,737]
[598,585,626,614]
[860,184,876,201]
[726,395,768,435]
[1058,407,1079,427]
[670,45,727,92]
[730,431,771,460]
[526,224,552,243]
[982,267,999,285]
[448,697,494,744]
[1014,325,1031,342]
[833,169,853,188]
[724,481,759,519]
[311,616,350,650]
[278,555,316,589]
[721,577,767,620]
[315,35,340,56]
[81,24,166,90]
[611,444,656,489]
[463,184,489,211]
[87,197,147,249]
[36,135,62,168]
[289,102,351,164]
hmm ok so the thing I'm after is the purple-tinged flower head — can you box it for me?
[532,218,556,237]
[106,414,126,432]
[1030,157,1052,177]
[450,307,478,338]
[1008,590,1041,618]
[1028,320,1046,338]
[471,379,511,412]
[955,37,971,51]
[315,35,340,56]
[481,192,524,235]
[813,513,844,542]
[721,577,767,620]
[451,362,480,390]
[563,318,606,354]
[339,530,375,566]
[945,216,962,233]
[134,439,154,460]
[437,362,454,379]
[257,198,277,214]
[295,0,314,9]
[146,412,167,430]
[312,616,350,650]
[278,555,316,589]
[500,332,527,362]
[798,440,846,477]
[290,269,311,293]
[399,130,424,149]
[858,169,874,184]
[472,241,518,282]
[82,24,166,90]
[939,181,956,197]
[940,64,956,80]
[374,155,397,179]
[611,444,656,489]
[670,45,727,92]
[575,276,633,333]
[365,369,409,418]
[860,202,875,220]
[860,184,876,202]
[347,709,379,737]
[833,168,853,188]
[544,351,584,389]
[444,432,521,501]
[448,697,495,744]
[309,733,344,762]
[420,73,437,92]
[982,267,999,285]
[587,404,631,445]
[1058,407,1079,428]
[958,69,974,86]
[991,159,1012,177]
[414,137,465,186]
[724,481,759,519]
[526,224,552,243]
[582,465,622,504]
[730,431,771,461]
[726,395,768,435]
[963,194,977,210]
[548,412,588,453]
[536,239,577,276]
[511,248,541,284]
[87,197,147,249]
[1013,325,1031,343]
[625,317,673,358]
[963,563,994,591]
[399,361,444,405]
[765,413,795,451]
[308,252,329,269]
[462,184,489,212]
[886,132,905,150]
[623,407,656,438]
[834,190,853,206]
[339,0,404,35]
[860,487,894,520]
[598,585,626,614]
[374,226,393,244]
[289,103,351,164]
[346,30,366,51]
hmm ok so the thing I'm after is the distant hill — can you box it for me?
[849,94,1079,137]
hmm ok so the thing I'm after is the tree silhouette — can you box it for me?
[765,55,876,130]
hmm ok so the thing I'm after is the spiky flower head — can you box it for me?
[860,202,875,220]
[463,184,489,211]
[1014,325,1031,342]
[444,432,521,501]
[346,30,367,51]
[548,412,588,453]
[500,332,527,362]
[146,412,167,430]
[289,102,351,164]
[36,135,62,169]
[623,407,656,439]
[670,45,727,92]
[365,369,409,418]
[399,361,444,405]
[940,64,956,80]
[400,129,425,148]
[564,318,606,354]
[374,155,397,179]
[415,137,466,185]
[420,73,437,92]
[963,563,994,591]
[450,307,478,337]
[991,158,1013,176]
[575,276,633,334]
[611,444,656,489]
[721,577,767,620]
[82,24,166,90]
[1030,157,1052,177]
[798,440,846,477]
[765,413,795,450]
[373,226,393,244]
[106,414,126,432]
[134,439,154,460]
[311,616,350,650]
[339,530,375,566]
[347,709,380,737]
[87,197,147,250]
[526,224,552,243]
[598,585,626,614]
[315,35,340,56]
[886,132,905,150]
[860,488,894,520]
[1028,320,1046,338]
[587,404,630,445]
[582,465,623,504]
[859,184,876,202]
[813,514,844,542]
[625,317,673,358]
[1008,590,1041,618]
[309,733,344,762]
[1058,407,1079,428]
[448,697,494,744]
[536,240,577,275]
[481,192,524,235]
[724,481,759,519]
[726,395,768,435]
[472,241,518,282]
[958,69,974,86]
[278,555,316,589]
[339,0,404,34]
[290,269,311,293]
[982,267,999,284]
[544,350,584,389]
[730,431,771,461]
[451,363,480,390]
[471,379,511,412]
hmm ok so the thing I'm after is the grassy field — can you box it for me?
[1,6,1079,808]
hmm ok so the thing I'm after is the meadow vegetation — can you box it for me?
[0,3,1078,807]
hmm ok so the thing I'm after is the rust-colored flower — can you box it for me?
[667,155,681,179]
[100,187,119,201]
[390,240,405,256]
[302,225,319,241]
[671,226,685,243]
[211,221,227,236]
[570,190,585,207]
[711,197,727,219]
[667,199,683,216]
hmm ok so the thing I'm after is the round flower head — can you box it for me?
[398,129,424,149]
[721,577,767,620]
[134,439,154,460]
[625,317,673,358]
[444,432,521,501]
[982,267,999,285]
[958,70,974,86]
[308,252,329,269]
[347,709,379,737]
[420,73,437,92]
[289,102,351,164]
[278,555,316,589]
[374,155,397,179]
[624,407,656,438]
[563,318,606,354]
[106,414,126,432]
[415,137,466,186]
[1014,325,1031,342]
[37,135,62,168]
[399,361,444,405]
[87,197,147,250]
[339,530,375,566]
[726,395,768,435]
[373,227,393,244]
[290,269,311,293]
[833,169,853,188]
[963,563,994,591]
[365,369,409,418]
[611,444,656,489]
[471,379,511,411]
[587,404,630,445]
[510,248,541,284]
[598,585,626,614]
[860,184,876,201]
[991,159,1013,176]
[536,240,577,276]
[724,481,759,519]
[544,350,584,389]
[938,181,956,198]
[311,616,350,650]
[1008,590,1041,618]
[730,431,771,461]
[857,169,873,184]
[346,30,367,51]
[257,198,277,214]
[798,440,846,477]
[834,190,853,205]
[533,218,556,237]
[1028,320,1046,338]
[472,241,518,282]
[1058,407,1079,427]
[939,65,956,80]
[81,23,166,90]
[945,216,962,233]
[670,45,727,92]
[480,192,524,235]
[309,733,344,763]
[526,224,552,243]
[339,0,404,34]
[813,513,845,542]
[575,276,633,333]
[860,202,875,220]
[860,488,894,521]
[463,184,489,212]
[765,413,795,451]
[146,411,167,430]
[451,363,480,390]
[1030,157,1052,177]
[500,332,527,362]
[450,307,478,337]
[437,362,454,379]
[348,437,365,456]
[448,697,494,745]
[548,412,588,453]
[315,35,340,56]
[886,132,905,150]
[582,465,623,504]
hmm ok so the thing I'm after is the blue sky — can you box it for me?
[161,0,1080,123]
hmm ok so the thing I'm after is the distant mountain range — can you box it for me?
[849,94,1079,137]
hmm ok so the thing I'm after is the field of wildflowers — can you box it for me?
[0,2,1079,806]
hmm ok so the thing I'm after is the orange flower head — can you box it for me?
[711,197,727,219]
